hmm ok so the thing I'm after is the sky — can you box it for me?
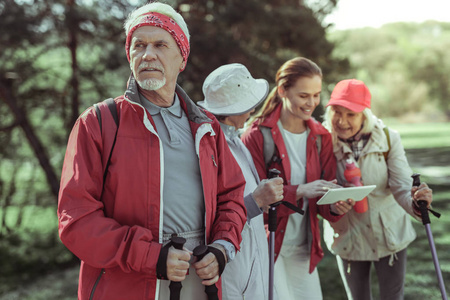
[324,0,450,30]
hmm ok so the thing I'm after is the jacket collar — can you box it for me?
[125,74,212,125]
[334,118,389,161]
[259,103,329,136]
[259,103,282,128]
[219,122,239,141]
[140,92,182,117]
[368,119,390,152]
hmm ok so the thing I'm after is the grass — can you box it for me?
[383,120,450,149]
[0,205,75,298]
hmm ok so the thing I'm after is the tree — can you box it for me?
[176,0,347,105]
[328,21,450,120]
[0,0,147,292]
[0,0,61,199]
[0,0,143,204]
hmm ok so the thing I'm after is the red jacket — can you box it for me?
[58,79,246,300]
[241,104,341,273]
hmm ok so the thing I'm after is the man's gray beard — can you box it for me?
[138,77,166,91]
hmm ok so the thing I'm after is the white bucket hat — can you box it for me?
[198,63,269,116]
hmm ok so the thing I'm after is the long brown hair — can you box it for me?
[248,57,322,125]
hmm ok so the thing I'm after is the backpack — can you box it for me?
[93,98,119,181]
[260,126,322,169]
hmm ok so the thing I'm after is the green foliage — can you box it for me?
[172,0,346,103]
[328,21,450,121]
[0,0,142,294]
[0,206,75,295]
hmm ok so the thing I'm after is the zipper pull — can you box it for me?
[211,155,217,167]
[347,261,351,274]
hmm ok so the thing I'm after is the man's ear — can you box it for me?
[180,61,186,71]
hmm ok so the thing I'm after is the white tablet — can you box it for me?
[316,185,376,205]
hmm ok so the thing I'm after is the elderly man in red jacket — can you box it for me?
[57,2,246,299]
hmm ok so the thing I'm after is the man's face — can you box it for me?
[129,26,184,91]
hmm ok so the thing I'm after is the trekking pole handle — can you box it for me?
[169,236,186,300]
[171,236,186,251]
[268,169,281,232]
[412,173,441,218]
[193,245,219,300]
[411,173,431,225]
[268,168,281,179]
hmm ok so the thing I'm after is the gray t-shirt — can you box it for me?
[140,93,205,235]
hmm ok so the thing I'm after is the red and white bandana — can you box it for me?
[125,12,190,70]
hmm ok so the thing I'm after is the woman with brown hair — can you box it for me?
[241,57,353,299]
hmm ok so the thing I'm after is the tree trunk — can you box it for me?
[0,80,60,200]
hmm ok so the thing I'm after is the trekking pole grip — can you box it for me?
[169,236,186,300]
[193,245,219,300]
[268,168,281,179]
[171,236,186,251]
[268,168,281,232]
[412,173,431,225]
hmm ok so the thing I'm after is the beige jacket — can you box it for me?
[323,118,420,261]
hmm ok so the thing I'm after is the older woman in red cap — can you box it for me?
[58,2,247,299]
[322,79,434,300]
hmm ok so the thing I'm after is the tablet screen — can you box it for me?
[317,185,376,205]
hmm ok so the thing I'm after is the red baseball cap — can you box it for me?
[326,79,371,112]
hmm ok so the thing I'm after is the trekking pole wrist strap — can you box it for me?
[208,246,226,276]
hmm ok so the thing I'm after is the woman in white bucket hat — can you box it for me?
[198,63,269,117]
[199,63,284,300]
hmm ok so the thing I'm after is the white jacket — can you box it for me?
[219,123,271,300]
[324,118,419,261]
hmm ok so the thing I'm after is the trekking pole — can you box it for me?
[268,168,282,300]
[267,168,305,300]
[169,236,187,300]
[193,244,219,300]
[411,173,448,300]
